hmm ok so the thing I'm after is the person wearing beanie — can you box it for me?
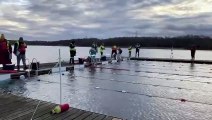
[13,37,27,70]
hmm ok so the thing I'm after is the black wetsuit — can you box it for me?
[69,43,76,64]
[135,44,141,57]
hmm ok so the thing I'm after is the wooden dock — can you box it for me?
[0,62,75,80]
[0,60,110,80]
[0,59,112,81]
[0,92,122,120]
[130,57,212,64]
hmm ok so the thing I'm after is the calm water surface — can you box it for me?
[7,46,212,64]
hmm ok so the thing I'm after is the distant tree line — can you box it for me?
[8,35,212,50]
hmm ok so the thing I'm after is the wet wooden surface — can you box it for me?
[0,93,122,120]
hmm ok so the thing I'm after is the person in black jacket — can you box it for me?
[117,47,122,62]
[69,41,76,64]
[190,45,196,60]
[135,43,141,57]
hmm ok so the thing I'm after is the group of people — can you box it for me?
[1,35,198,70]
[0,34,27,70]
[68,41,142,65]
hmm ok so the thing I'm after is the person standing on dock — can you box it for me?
[111,45,117,60]
[128,45,132,59]
[0,34,12,66]
[14,37,27,70]
[117,47,123,62]
[135,43,141,57]
[190,45,196,60]
[69,41,76,65]
[99,43,105,56]
[89,46,97,65]
[92,42,98,53]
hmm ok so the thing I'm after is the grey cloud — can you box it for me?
[165,24,212,34]
[0,0,212,40]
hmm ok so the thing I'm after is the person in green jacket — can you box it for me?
[99,43,105,56]
[69,41,76,64]
[128,45,132,58]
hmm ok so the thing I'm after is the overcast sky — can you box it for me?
[0,0,212,40]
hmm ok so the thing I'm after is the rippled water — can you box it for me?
[1,60,212,120]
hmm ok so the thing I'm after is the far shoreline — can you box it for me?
[26,45,212,51]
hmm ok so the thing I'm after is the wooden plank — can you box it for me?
[103,116,123,120]
[0,101,36,119]
[33,104,67,120]
[16,102,54,120]
[73,111,93,120]
[0,98,34,114]
[62,110,86,120]
[83,113,100,120]
[42,108,78,120]
[0,99,36,113]
[0,93,122,120]
[103,116,114,120]
[93,114,107,120]
[52,108,80,120]
[30,104,56,119]
[3,101,47,120]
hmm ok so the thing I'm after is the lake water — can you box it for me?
[1,60,212,119]
[1,46,212,119]
[7,46,212,64]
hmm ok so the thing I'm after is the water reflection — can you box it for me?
[0,79,27,94]
[190,63,195,70]
[1,61,212,119]
[68,70,76,81]
[88,67,96,76]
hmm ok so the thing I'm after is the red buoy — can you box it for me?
[51,104,70,114]
[60,104,69,112]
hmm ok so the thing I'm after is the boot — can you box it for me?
[17,65,20,71]
[24,65,28,70]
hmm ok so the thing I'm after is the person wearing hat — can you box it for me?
[13,37,27,70]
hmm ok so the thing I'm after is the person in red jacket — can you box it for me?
[13,37,27,70]
[111,45,117,60]
[0,34,12,66]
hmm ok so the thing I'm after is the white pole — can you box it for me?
[59,49,62,104]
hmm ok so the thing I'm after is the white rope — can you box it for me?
[30,100,41,120]
[30,59,60,119]
[48,62,59,75]
[59,49,62,104]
